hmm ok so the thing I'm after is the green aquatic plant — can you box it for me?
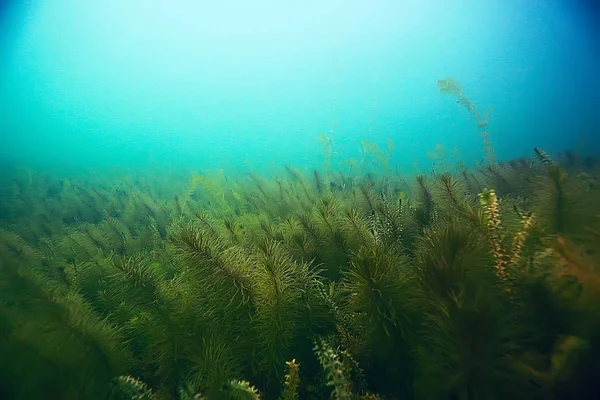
[108,375,154,400]
[413,174,434,229]
[437,77,496,163]
[433,172,472,215]
[318,133,334,191]
[339,157,360,176]
[360,139,394,175]
[314,337,353,400]
[0,234,131,400]
[532,164,588,238]
[251,240,317,386]
[222,380,261,399]
[534,147,555,167]
[436,76,463,96]
[414,218,552,399]
[341,244,417,397]
[0,145,599,398]
[281,359,300,400]
[427,142,447,172]
[343,246,414,340]
[479,188,509,278]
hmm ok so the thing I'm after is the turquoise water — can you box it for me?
[0,0,598,173]
[1,2,600,398]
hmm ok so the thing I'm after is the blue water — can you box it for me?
[0,0,598,174]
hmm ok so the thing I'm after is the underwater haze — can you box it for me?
[1,0,598,173]
[3,1,600,399]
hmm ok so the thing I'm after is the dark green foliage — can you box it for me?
[533,166,589,238]
[0,238,131,400]
[0,148,599,399]
[414,221,550,399]
[344,245,415,341]
[413,174,434,228]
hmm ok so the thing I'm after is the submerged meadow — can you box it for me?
[1,0,599,398]
[1,78,599,399]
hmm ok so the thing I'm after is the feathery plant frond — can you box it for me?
[369,192,404,250]
[184,332,243,395]
[339,207,375,249]
[511,211,535,268]
[415,288,550,399]
[343,246,414,340]
[169,221,254,309]
[0,250,131,399]
[415,220,550,398]
[433,172,472,216]
[1,144,599,398]
[108,375,154,400]
[413,174,434,229]
[252,240,309,385]
[416,220,493,304]
[534,147,554,167]
[479,188,509,278]
[223,380,261,400]
[533,166,586,238]
[314,336,353,400]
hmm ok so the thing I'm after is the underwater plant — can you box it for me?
[0,143,599,399]
[437,77,496,164]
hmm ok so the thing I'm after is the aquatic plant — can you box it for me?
[360,139,394,175]
[0,145,599,399]
[318,134,334,191]
[437,77,496,163]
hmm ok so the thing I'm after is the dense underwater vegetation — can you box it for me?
[1,92,600,398]
[1,0,599,399]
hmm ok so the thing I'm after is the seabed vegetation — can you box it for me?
[1,79,599,399]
